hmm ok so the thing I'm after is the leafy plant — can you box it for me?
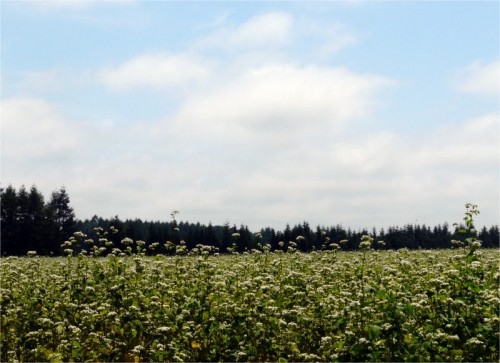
[1,204,498,362]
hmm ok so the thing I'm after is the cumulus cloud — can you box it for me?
[455,60,500,96]
[133,55,495,228]
[3,9,498,230]
[2,95,497,229]
[155,112,498,229]
[166,64,393,145]
[100,53,211,91]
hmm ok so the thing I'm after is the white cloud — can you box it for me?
[131,59,496,229]
[97,11,358,94]
[414,113,499,170]
[2,96,497,230]
[18,70,60,91]
[196,12,293,50]
[2,9,498,230]
[195,11,357,63]
[15,69,95,93]
[166,64,393,144]
[100,53,211,91]
[1,97,80,160]
[164,112,498,229]
[235,12,293,46]
[455,60,500,96]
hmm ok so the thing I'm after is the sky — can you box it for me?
[1,0,499,231]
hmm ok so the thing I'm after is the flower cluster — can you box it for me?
[1,244,498,362]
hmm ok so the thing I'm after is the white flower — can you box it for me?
[471,261,481,269]
[131,345,145,354]
[321,336,332,344]
[358,337,370,344]
[68,325,81,335]
[121,237,133,245]
[466,337,483,346]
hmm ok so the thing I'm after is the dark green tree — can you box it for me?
[27,185,48,253]
[1,185,18,255]
[16,186,32,254]
[45,187,76,252]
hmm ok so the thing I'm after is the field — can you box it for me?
[1,241,499,362]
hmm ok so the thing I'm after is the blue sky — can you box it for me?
[1,1,499,230]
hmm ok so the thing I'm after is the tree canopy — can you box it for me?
[1,185,498,256]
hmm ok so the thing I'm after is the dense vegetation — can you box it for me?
[1,185,75,256]
[1,186,499,361]
[1,184,499,256]
[1,236,498,362]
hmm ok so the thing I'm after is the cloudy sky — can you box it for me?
[1,1,499,231]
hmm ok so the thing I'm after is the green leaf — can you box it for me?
[368,324,382,339]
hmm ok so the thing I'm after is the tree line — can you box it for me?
[1,185,498,256]
[1,185,76,256]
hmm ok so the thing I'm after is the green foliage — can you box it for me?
[3,186,500,256]
[1,246,498,362]
[1,184,76,256]
[452,203,484,260]
[1,202,498,361]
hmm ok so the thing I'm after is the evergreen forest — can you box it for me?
[1,184,498,256]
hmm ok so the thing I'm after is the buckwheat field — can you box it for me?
[1,232,498,362]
